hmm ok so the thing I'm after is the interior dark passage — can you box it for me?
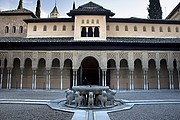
[79,57,100,85]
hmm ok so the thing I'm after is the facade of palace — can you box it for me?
[0,2,180,90]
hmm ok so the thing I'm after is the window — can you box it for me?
[88,27,93,37]
[33,26,37,31]
[96,19,99,24]
[92,19,94,24]
[53,25,57,31]
[159,27,163,32]
[176,27,179,32]
[81,27,86,37]
[134,26,137,31]
[125,25,128,31]
[94,27,99,37]
[5,26,9,33]
[63,25,66,31]
[43,25,47,31]
[19,26,23,33]
[12,26,16,33]
[86,19,89,24]
[107,25,110,31]
[72,25,74,31]
[143,26,146,32]
[168,27,171,32]
[116,25,119,31]
[82,19,84,24]
[151,26,155,32]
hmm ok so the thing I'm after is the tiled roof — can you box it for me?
[67,2,115,17]
[0,8,36,18]
[24,18,74,23]
[51,6,59,14]
[166,2,180,19]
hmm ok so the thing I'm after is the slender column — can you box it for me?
[168,70,174,90]
[102,70,105,86]
[129,70,134,90]
[46,70,51,90]
[117,69,120,90]
[7,69,12,89]
[157,69,160,90]
[0,68,3,89]
[143,70,148,90]
[104,70,107,86]
[98,68,101,85]
[32,69,37,89]
[60,68,63,90]
[20,68,24,89]
[73,69,77,86]
[178,70,180,89]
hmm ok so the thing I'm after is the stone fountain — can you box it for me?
[65,85,117,109]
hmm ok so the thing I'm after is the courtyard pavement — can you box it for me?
[0,89,180,120]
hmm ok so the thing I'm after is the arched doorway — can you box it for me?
[79,57,100,85]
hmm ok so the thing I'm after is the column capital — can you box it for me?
[32,67,37,71]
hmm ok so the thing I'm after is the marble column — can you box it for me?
[46,70,51,90]
[102,70,105,86]
[117,69,120,90]
[157,69,160,90]
[104,70,107,86]
[129,70,134,90]
[60,68,63,90]
[20,68,24,89]
[178,70,180,89]
[32,69,37,89]
[168,70,174,90]
[7,69,12,89]
[73,69,77,86]
[143,69,148,90]
[0,68,3,89]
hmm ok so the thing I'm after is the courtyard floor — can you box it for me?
[0,89,180,120]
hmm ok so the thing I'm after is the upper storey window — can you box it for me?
[107,25,110,31]
[134,26,137,31]
[12,26,16,33]
[43,25,47,31]
[33,26,37,31]
[81,27,100,37]
[63,25,66,31]
[86,19,89,24]
[96,19,99,24]
[176,27,179,32]
[151,26,155,32]
[72,25,74,31]
[53,25,57,31]
[92,19,94,24]
[82,19,84,24]
[159,27,163,32]
[125,25,128,31]
[168,27,171,32]
[19,26,23,33]
[5,26,9,33]
[143,26,146,32]
[116,25,119,31]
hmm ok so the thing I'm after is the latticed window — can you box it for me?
[159,27,163,32]
[86,19,89,24]
[82,19,84,24]
[19,26,23,33]
[92,19,94,24]
[63,25,66,31]
[176,27,179,32]
[33,26,37,31]
[72,25,74,31]
[96,19,99,24]
[125,25,128,31]
[116,25,119,31]
[5,26,9,33]
[107,25,110,31]
[43,25,47,31]
[12,26,16,33]
[151,26,155,32]
[134,26,137,31]
[53,25,57,31]
[143,26,146,32]
[168,27,171,32]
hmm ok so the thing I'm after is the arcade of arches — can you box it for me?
[0,51,180,90]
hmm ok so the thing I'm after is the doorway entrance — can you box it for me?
[78,57,100,85]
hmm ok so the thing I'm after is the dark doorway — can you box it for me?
[80,57,100,85]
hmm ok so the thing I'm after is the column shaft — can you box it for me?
[8,69,12,89]
[46,70,51,90]
[32,70,37,89]
[20,69,23,89]
[178,70,180,89]
[157,70,160,90]
[143,70,148,90]
[102,71,105,86]
[0,69,3,89]
[129,71,134,90]
[117,69,120,90]
[104,70,107,86]
[60,69,63,90]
